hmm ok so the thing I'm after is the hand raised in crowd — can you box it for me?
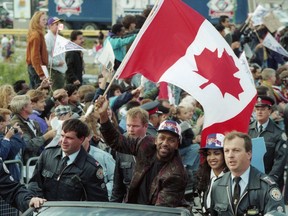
[4,123,23,139]
[53,88,67,99]
[29,197,46,209]
[38,78,52,89]
[95,95,109,115]
[131,86,143,98]
[73,80,81,85]
[45,114,54,129]
[58,61,65,67]
[102,66,113,82]
[43,129,57,141]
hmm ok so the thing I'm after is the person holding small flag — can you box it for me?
[45,17,67,90]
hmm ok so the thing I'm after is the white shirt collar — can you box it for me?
[257,119,269,130]
[231,166,250,195]
[62,149,80,165]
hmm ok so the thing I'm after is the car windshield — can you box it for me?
[33,206,185,216]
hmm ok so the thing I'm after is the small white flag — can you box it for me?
[97,40,115,71]
[262,32,288,58]
[53,35,86,57]
[41,65,49,78]
[251,5,269,26]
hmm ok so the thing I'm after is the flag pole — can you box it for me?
[85,1,162,118]
[101,0,161,97]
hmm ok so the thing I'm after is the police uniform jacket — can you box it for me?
[210,166,285,215]
[248,119,288,188]
[28,146,108,201]
[0,159,32,212]
[100,120,187,207]
[110,152,135,202]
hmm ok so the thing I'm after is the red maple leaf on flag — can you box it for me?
[195,48,243,99]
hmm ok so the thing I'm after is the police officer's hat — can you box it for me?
[255,95,275,108]
[140,101,162,116]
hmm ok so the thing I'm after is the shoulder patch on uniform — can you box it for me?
[270,187,282,201]
[2,163,10,174]
[86,154,100,167]
[261,176,276,185]
[281,133,287,141]
[96,168,104,179]
[277,206,284,212]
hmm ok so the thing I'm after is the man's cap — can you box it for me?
[54,105,71,117]
[157,120,182,139]
[158,103,170,114]
[140,101,162,116]
[200,133,225,150]
[47,17,63,26]
[255,95,275,107]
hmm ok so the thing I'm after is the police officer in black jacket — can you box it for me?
[0,158,45,212]
[249,96,288,190]
[28,119,108,201]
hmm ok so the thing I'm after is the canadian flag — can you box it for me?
[116,0,257,146]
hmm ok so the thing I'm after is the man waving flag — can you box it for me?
[116,0,256,146]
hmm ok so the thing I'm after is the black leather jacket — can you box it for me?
[0,158,32,212]
[249,120,288,189]
[28,146,108,201]
[110,152,135,202]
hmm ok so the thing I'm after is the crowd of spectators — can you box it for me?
[0,6,288,215]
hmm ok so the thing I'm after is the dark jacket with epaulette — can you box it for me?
[28,146,108,201]
[0,158,32,212]
[249,119,288,189]
[110,152,135,202]
[100,120,187,207]
[210,166,285,216]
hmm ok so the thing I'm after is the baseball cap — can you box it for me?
[157,120,182,139]
[255,95,275,108]
[54,105,71,117]
[200,133,225,150]
[47,17,63,26]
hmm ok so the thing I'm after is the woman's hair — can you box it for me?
[197,149,228,194]
[26,89,46,103]
[78,85,95,103]
[28,11,46,37]
[171,106,185,120]
[197,160,212,193]
[0,84,16,109]
[0,108,12,117]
